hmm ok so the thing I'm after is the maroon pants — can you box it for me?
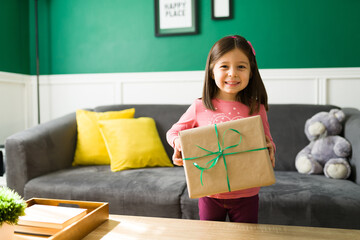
[198,195,259,223]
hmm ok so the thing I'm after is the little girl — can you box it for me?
[166,35,275,223]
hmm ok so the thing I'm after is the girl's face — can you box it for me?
[212,48,251,101]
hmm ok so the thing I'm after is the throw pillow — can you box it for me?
[98,117,173,172]
[73,108,135,165]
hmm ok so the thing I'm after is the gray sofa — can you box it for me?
[5,104,360,229]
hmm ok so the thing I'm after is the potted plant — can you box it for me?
[0,186,27,240]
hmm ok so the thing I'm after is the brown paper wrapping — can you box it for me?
[179,115,275,199]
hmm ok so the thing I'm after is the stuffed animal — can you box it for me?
[295,109,352,179]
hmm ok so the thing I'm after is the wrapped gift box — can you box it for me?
[179,115,275,199]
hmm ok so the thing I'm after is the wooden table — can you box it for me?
[14,214,360,240]
[81,214,360,240]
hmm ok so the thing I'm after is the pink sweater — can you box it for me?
[166,98,275,199]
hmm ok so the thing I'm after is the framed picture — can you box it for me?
[212,0,233,20]
[154,0,198,36]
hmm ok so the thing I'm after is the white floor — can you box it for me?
[0,175,6,187]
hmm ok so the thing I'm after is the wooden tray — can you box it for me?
[14,198,109,240]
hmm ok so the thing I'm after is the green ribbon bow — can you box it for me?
[183,124,267,192]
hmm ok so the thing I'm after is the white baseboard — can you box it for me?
[1,68,360,143]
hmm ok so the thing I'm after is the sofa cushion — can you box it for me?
[180,188,199,219]
[180,170,360,229]
[259,171,360,229]
[73,108,135,166]
[24,166,187,218]
[98,117,173,172]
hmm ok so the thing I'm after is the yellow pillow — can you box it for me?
[73,108,135,165]
[98,117,173,172]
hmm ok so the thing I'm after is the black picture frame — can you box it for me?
[212,0,233,20]
[154,0,198,37]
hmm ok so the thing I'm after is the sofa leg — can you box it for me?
[0,147,4,177]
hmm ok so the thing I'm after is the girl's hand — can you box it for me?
[172,138,184,166]
[266,135,275,168]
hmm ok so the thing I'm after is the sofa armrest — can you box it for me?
[343,108,360,184]
[5,112,77,196]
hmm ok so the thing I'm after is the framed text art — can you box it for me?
[212,0,232,20]
[154,0,198,36]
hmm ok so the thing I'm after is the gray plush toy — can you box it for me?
[295,109,352,179]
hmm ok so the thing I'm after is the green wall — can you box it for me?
[0,0,30,74]
[1,1,359,75]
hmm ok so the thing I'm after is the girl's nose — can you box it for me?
[228,69,238,78]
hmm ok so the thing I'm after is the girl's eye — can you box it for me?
[238,65,246,69]
[220,65,228,69]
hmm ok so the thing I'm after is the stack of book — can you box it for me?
[15,204,88,236]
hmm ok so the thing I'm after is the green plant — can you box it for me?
[0,187,27,226]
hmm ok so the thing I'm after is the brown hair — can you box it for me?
[202,35,268,115]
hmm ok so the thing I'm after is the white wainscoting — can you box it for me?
[1,68,359,143]
[259,68,360,106]
[0,72,32,144]
[36,71,205,123]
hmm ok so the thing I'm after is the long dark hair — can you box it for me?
[202,35,268,115]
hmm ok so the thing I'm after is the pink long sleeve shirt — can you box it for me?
[166,98,275,199]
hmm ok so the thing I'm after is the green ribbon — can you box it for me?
[183,124,267,192]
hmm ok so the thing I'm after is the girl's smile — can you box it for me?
[212,48,251,101]
[225,81,241,86]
